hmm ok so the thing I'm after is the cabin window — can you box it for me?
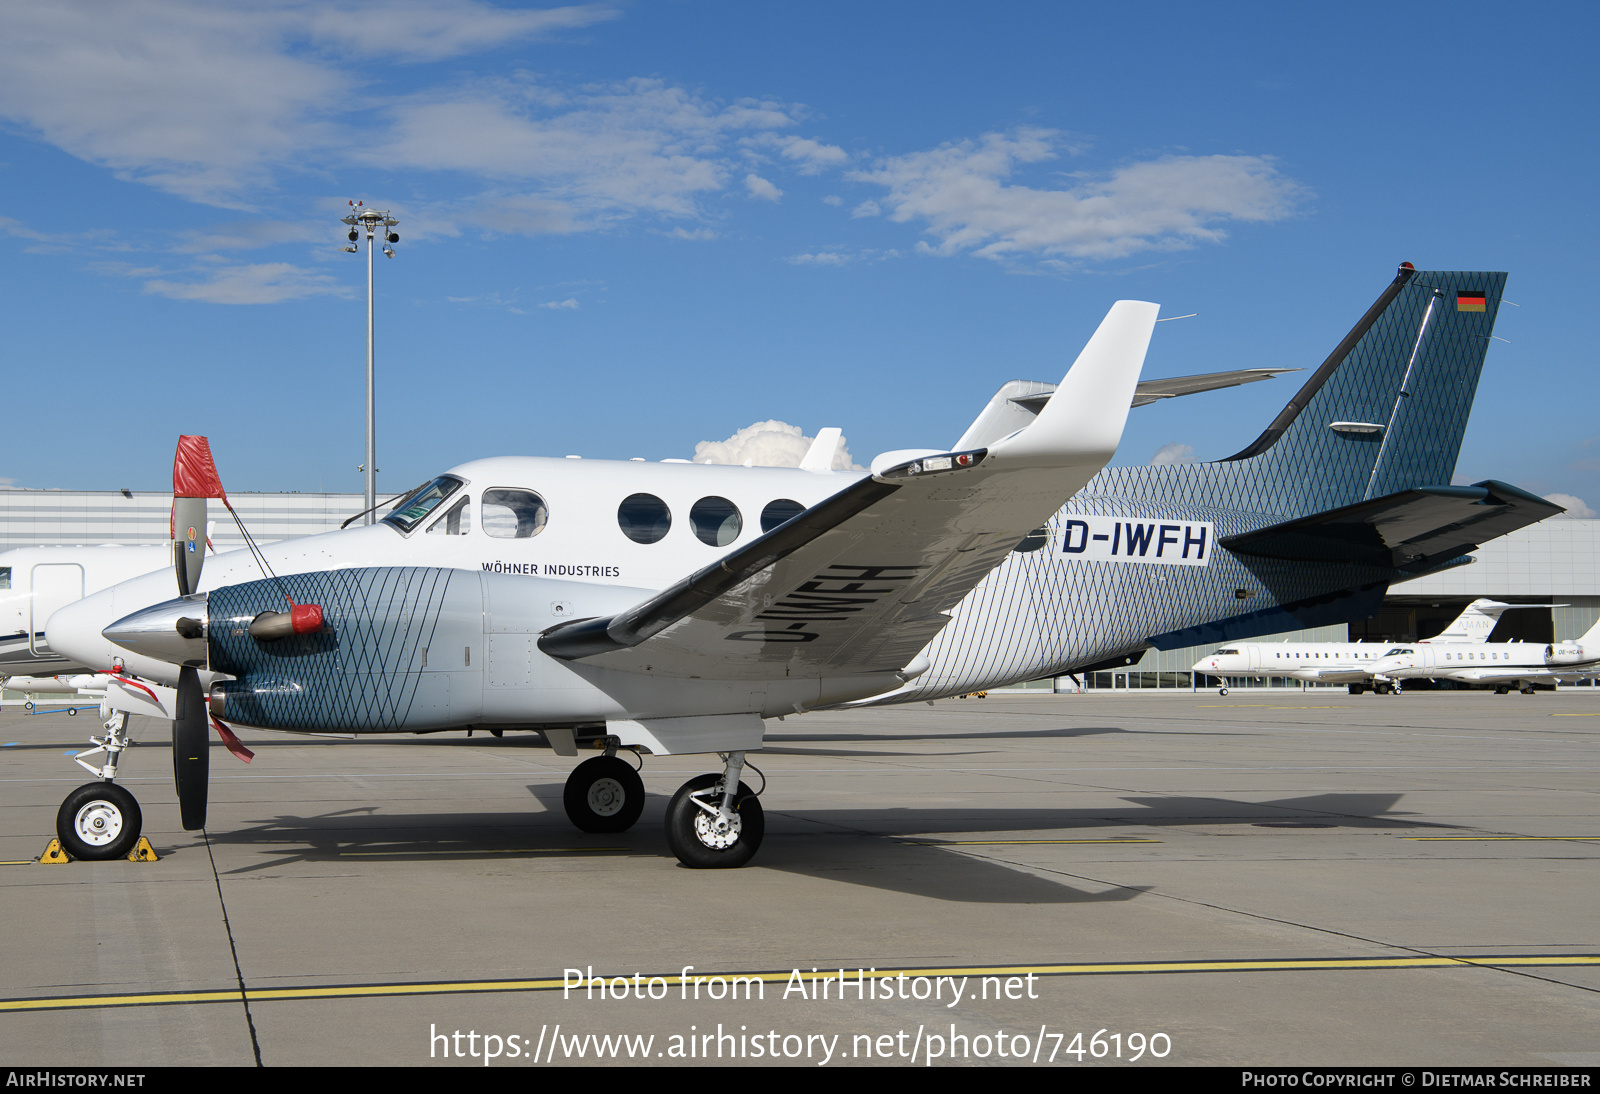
[426,496,471,536]
[0,567,9,589]
[481,489,549,539]
[690,496,742,547]
[760,499,805,533]
[618,493,672,544]
[384,475,464,533]
[1012,526,1049,553]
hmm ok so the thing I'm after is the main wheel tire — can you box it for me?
[563,756,646,833]
[57,782,142,861]
[664,773,765,869]
[1348,684,1366,695]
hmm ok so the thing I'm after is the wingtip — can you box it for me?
[988,299,1158,465]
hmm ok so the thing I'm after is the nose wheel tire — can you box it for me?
[665,773,764,869]
[1217,687,1229,696]
[56,782,142,861]
[563,756,646,833]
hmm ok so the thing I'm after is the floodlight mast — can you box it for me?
[339,201,399,524]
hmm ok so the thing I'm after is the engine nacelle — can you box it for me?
[206,567,485,733]
[1546,643,1588,666]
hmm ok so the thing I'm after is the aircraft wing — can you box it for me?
[1219,480,1563,572]
[1446,666,1562,684]
[541,300,1159,681]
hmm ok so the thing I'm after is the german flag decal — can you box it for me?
[1457,290,1487,312]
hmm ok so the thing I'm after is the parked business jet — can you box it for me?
[1191,600,1556,694]
[1370,616,1600,694]
[0,546,169,676]
[46,265,1553,869]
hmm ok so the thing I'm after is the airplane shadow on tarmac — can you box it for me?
[205,790,1428,904]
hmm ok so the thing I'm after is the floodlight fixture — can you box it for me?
[339,202,400,523]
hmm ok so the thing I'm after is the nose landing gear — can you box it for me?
[57,783,142,860]
[55,711,144,860]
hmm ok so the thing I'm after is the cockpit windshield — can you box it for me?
[383,475,464,533]
[1382,648,1414,656]
[1214,648,1240,656]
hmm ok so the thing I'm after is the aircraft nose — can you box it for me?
[102,595,209,667]
[45,593,122,672]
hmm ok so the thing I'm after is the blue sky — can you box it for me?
[1,2,1595,512]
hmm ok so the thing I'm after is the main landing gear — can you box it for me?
[55,711,144,860]
[664,752,765,869]
[563,748,646,833]
[560,744,767,867]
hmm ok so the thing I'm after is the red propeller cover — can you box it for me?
[173,435,229,502]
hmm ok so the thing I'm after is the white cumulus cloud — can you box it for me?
[1543,494,1596,519]
[1150,442,1198,466]
[744,173,783,202]
[693,420,860,470]
[748,134,849,174]
[850,128,1304,262]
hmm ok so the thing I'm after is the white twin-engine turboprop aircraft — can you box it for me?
[41,265,1559,869]
[46,300,1159,868]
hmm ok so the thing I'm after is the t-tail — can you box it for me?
[875,263,1565,700]
[1100,263,1509,518]
[1428,599,1557,644]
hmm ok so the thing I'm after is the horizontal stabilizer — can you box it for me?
[957,368,1294,450]
[1009,368,1300,411]
[1220,479,1563,571]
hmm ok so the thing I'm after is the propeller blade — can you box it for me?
[173,665,209,830]
[172,435,228,597]
[172,496,207,596]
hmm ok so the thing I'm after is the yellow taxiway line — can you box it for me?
[1402,836,1600,842]
[5,954,1598,1014]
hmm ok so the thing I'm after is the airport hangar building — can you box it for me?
[2,489,1597,693]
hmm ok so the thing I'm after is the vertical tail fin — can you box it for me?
[1221,263,1507,516]
[1429,599,1524,643]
